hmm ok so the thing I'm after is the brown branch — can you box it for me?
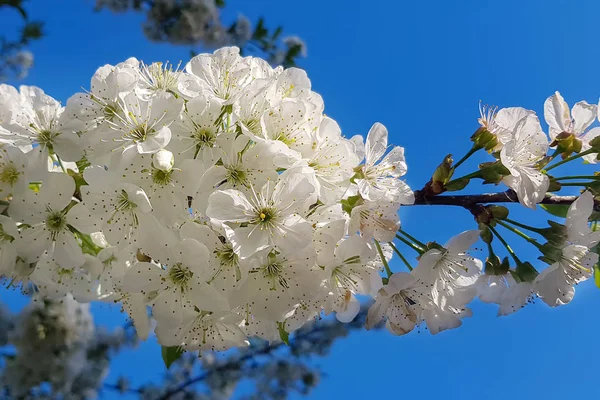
[411,189,594,208]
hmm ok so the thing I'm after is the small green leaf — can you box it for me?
[277,322,289,345]
[444,178,469,192]
[539,204,569,218]
[595,264,600,289]
[161,346,184,369]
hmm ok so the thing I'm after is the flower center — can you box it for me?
[261,260,289,290]
[0,163,20,186]
[37,129,58,148]
[45,210,67,235]
[225,166,247,186]
[115,190,137,212]
[151,168,173,186]
[254,207,276,226]
[103,103,119,120]
[192,127,216,148]
[126,123,153,143]
[215,244,238,269]
[276,132,296,146]
[169,263,194,289]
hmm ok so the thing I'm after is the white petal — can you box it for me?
[206,189,253,223]
[53,230,85,269]
[365,123,388,164]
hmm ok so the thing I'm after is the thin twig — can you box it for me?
[410,189,592,208]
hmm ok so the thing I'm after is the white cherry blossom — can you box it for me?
[500,114,550,209]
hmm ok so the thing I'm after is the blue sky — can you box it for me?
[2,0,600,398]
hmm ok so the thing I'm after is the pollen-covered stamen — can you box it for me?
[36,129,59,149]
[115,190,137,213]
[275,131,297,146]
[252,207,278,228]
[359,208,397,232]
[209,243,242,283]
[125,122,153,143]
[139,61,181,94]
[192,126,216,148]
[261,260,289,290]
[151,168,173,186]
[331,265,360,292]
[168,263,194,290]
[242,118,261,135]
[225,166,248,187]
[45,208,68,240]
[56,267,74,284]
[103,103,119,120]
[478,102,500,134]
[0,162,20,185]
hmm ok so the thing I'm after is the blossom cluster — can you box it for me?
[0,47,598,351]
[0,295,133,398]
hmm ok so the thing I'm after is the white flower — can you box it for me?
[9,172,92,269]
[198,134,282,200]
[500,114,550,209]
[544,91,599,163]
[179,220,248,297]
[355,123,414,204]
[230,248,324,321]
[136,61,183,99]
[348,199,401,242]
[0,85,82,172]
[78,166,152,246]
[477,103,535,149]
[118,150,203,226]
[87,91,183,160]
[0,145,29,199]
[320,235,378,322]
[167,94,224,162]
[206,172,315,258]
[62,59,139,137]
[156,309,249,352]
[29,253,96,302]
[476,273,534,316]
[411,230,483,310]
[183,47,253,104]
[535,191,600,306]
[304,117,360,204]
[123,215,228,323]
[366,272,430,335]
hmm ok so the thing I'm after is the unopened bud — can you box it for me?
[479,161,510,184]
[153,149,174,171]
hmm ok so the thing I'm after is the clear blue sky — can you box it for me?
[2,0,600,399]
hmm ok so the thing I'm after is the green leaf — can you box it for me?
[277,322,289,345]
[161,346,184,369]
[444,178,469,192]
[341,194,361,215]
[539,204,569,218]
[595,264,600,289]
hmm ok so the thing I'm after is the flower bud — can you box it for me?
[478,161,510,184]
[432,154,453,183]
[488,205,509,220]
[153,149,174,171]
[479,226,493,243]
